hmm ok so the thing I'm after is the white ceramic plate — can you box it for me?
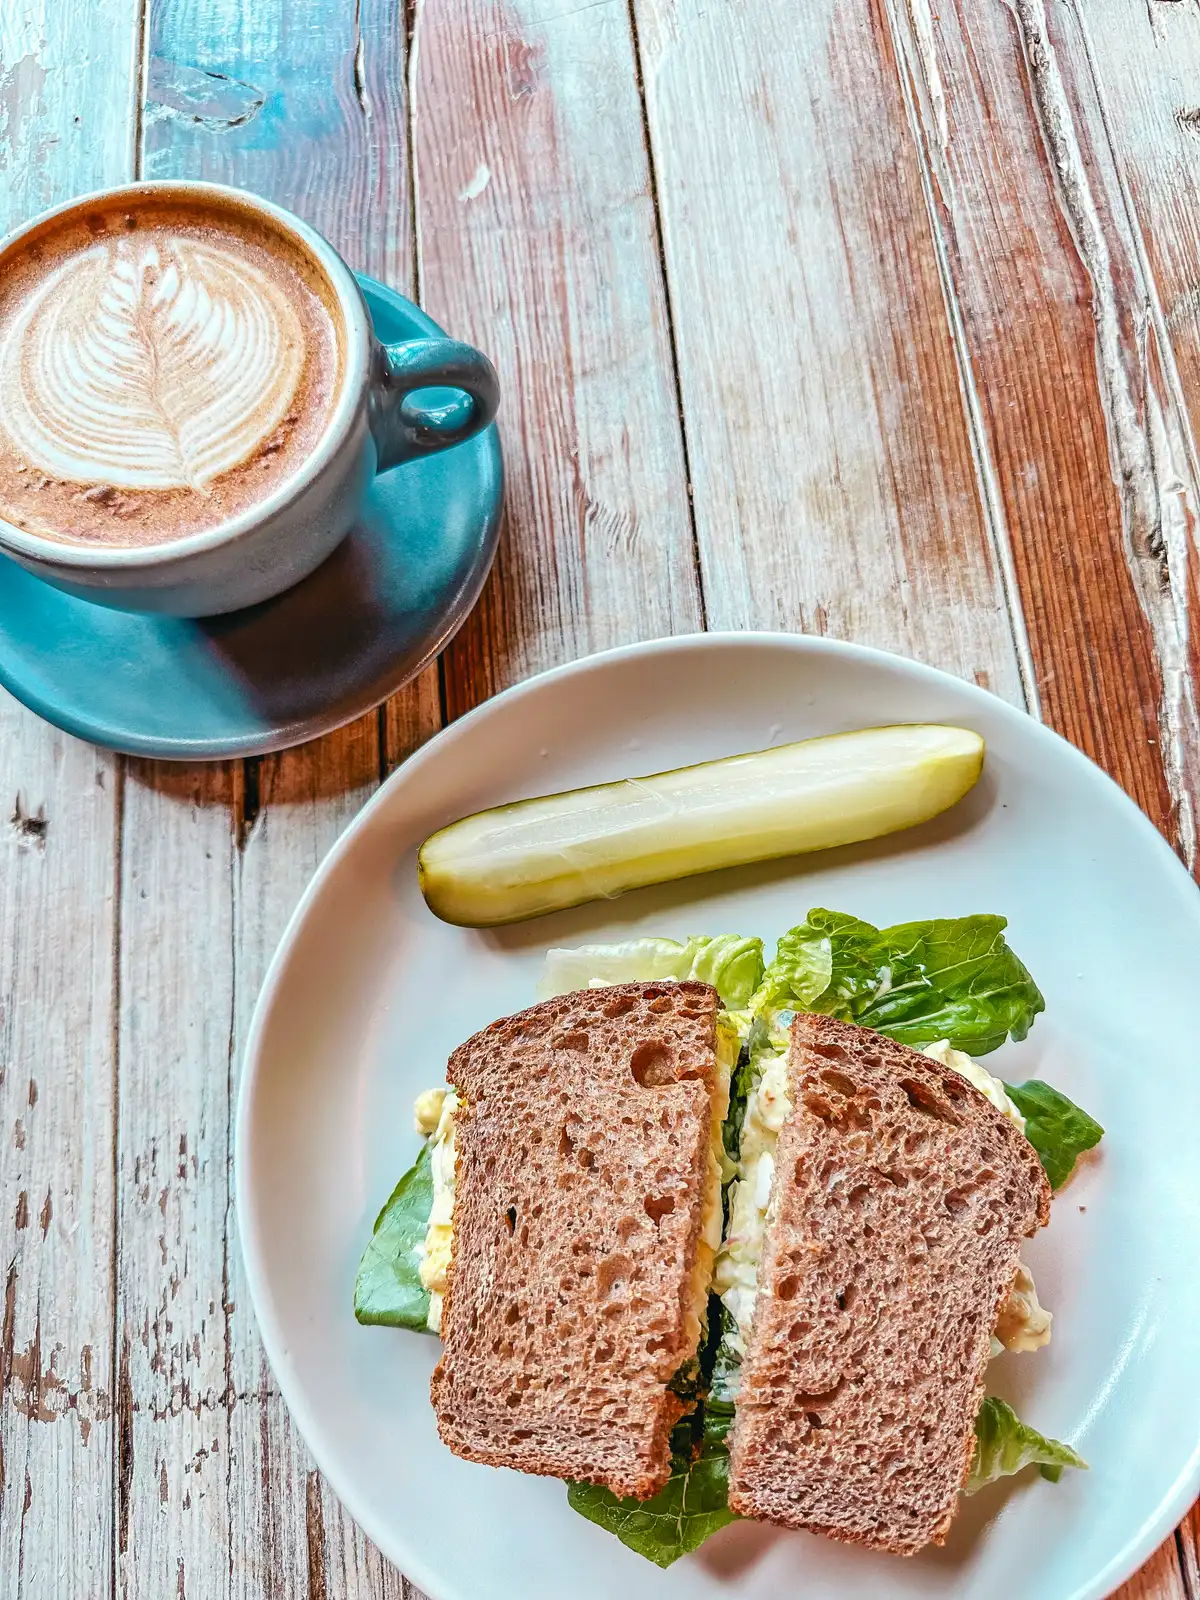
[237,634,1200,1600]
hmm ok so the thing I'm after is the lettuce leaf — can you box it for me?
[567,1403,736,1567]
[353,1142,435,1330]
[540,934,765,1010]
[966,1397,1087,1493]
[567,1307,741,1566]
[749,923,834,1011]
[755,909,1044,1056]
[688,936,766,1009]
[722,1030,758,1168]
[1003,1080,1104,1190]
[572,1386,1086,1564]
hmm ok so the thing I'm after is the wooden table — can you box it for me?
[1,0,1197,1594]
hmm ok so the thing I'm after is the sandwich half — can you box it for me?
[429,980,730,1499]
[725,1013,1052,1552]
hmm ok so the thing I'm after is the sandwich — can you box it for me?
[429,980,731,1497]
[356,912,1103,1566]
[722,1012,1050,1550]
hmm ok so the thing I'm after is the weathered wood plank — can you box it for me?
[1179,1504,1199,1595]
[1063,0,1200,870]
[115,761,237,1600]
[230,722,430,1600]
[0,4,137,1597]
[1115,1535,1191,1600]
[413,0,703,716]
[119,0,427,1594]
[143,0,410,271]
[631,0,1027,705]
[886,0,1197,870]
[0,756,119,1600]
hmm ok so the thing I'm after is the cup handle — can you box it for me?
[368,338,500,472]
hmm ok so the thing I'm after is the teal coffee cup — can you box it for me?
[0,181,500,616]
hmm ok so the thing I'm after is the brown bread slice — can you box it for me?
[430,981,719,1499]
[727,1014,1051,1553]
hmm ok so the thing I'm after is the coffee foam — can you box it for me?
[0,196,345,548]
[1,235,306,491]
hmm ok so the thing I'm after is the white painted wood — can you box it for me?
[412,0,703,713]
[1049,0,1200,866]
[632,0,1027,706]
[0,3,137,1597]
[227,727,418,1600]
[115,761,237,1600]
[879,0,1196,869]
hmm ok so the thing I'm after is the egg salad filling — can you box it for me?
[921,1038,1027,1130]
[712,1028,1051,1359]
[685,1013,737,1354]
[412,1011,737,1345]
[413,1086,459,1333]
[713,1025,791,1355]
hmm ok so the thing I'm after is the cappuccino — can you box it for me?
[0,194,344,548]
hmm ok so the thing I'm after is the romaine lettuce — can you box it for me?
[540,933,764,1010]
[569,1386,1086,1564]
[567,1306,741,1567]
[567,1399,737,1567]
[966,1397,1086,1492]
[353,1142,435,1331]
[754,909,1044,1056]
[1003,1079,1104,1190]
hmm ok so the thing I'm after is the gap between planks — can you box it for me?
[623,0,709,627]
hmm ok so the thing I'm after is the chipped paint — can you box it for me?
[1013,0,1199,866]
[0,51,48,171]
[5,1310,112,1442]
[9,795,48,852]
[145,57,265,132]
[907,0,949,151]
[884,0,1041,714]
[457,161,492,201]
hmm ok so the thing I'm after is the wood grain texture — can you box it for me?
[1067,0,1200,870]
[1116,1536,1192,1600]
[143,0,410,279]
[1179,1503,1199,1596]
[631,0,1028,705]
[412,0,703,714]
[0,4,137,1598]
[886,0,1198,866]
[115,762,237,1600]
[229,722,430,1600]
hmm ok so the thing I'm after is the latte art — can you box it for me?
[0,197,343,549]
[0,237,305,492]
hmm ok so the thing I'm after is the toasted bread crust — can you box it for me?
[430,981,719,1499]
[727,1015,1051,1553]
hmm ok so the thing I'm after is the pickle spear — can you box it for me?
[418,724,984,927]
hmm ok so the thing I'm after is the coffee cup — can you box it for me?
[0,181,500,616]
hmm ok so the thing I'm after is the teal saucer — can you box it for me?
[0,278,502,759]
